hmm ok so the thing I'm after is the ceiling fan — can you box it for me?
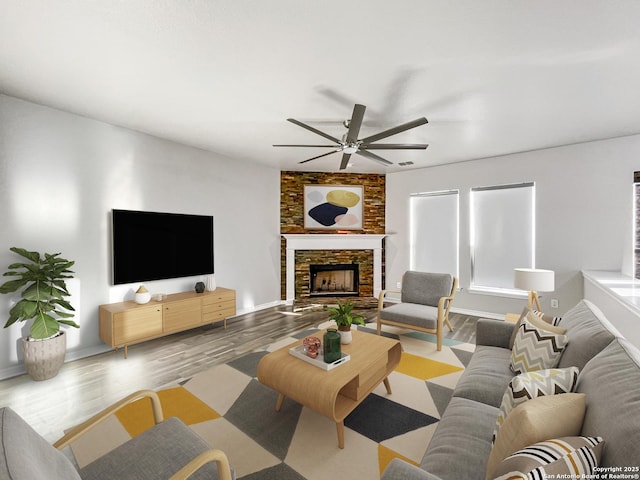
[274,104,428,170]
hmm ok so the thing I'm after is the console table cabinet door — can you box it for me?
[113,305,163,345]
[163,297,202,333]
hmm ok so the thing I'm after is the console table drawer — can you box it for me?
[203,304,236,323]
[202,290,235,305]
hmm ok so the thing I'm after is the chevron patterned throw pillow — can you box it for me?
[493,367,580,443]
[510,314,568,375]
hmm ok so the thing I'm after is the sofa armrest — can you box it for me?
[476,318,516,348]
[381,459,443,480]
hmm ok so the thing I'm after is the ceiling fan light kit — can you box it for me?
[274,103,429,170]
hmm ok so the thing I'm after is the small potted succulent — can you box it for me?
[326,299,365,344]
[0,247,79,380]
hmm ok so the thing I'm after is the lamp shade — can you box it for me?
[514,268,555,292]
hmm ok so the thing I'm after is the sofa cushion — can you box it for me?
[453,345,514,408]
[556,300,618,370]
[509,307,562,349]
[420,397,498,480]
[491,436,604,480]
[401,271,453,307]
[79,416,232,480]
[0,407,82,480]
[486,393,586,479]
[510,316,568,374]
[576,338,640,468]
[379,302,438,329]
[493,367,579,442]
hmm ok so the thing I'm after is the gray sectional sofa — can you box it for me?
[381,299,640,480]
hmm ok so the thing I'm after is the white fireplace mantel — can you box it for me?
[282,234,386,304]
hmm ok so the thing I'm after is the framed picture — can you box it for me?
[304,185,363,230]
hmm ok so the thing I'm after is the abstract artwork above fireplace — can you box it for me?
[304,185,363,230]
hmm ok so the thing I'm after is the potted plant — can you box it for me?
[326,299,365,344]
[0,247,79,380]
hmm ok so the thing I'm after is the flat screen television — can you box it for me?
[112,209,214,285]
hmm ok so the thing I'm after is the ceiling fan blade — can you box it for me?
[339,153,351,170]
[360,143,428,150]
[273,144,339,148]
[360,117,428,144]
[356,149,393,166]
[298,150,339,164]
[287,118,341,143]
[346,104,366,143]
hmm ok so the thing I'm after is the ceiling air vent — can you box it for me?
[398,161,414,166]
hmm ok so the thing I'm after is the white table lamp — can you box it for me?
[514,268,555,311]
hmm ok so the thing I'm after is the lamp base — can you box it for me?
[528,291,542,312]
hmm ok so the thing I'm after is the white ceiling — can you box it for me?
[2,1,640,173]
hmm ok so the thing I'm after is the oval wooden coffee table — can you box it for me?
[257,329,402,448]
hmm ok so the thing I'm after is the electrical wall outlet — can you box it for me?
[550,298,559,309]
[396,281,401,289]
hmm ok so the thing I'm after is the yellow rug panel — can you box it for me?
[115,386,221,437]
[378,443,420,476]
[396,351,464,380]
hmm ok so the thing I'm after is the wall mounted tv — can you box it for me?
[112,209,214,285]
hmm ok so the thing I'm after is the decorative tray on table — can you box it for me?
[288,345,351,371]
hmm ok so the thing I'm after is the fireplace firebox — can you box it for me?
[309,264,359,297]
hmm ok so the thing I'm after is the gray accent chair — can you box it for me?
[377,271,458,351]
[0,390,234,480]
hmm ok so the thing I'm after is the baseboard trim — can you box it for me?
[451,307,504,320]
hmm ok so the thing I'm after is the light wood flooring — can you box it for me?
[0,304,477,443]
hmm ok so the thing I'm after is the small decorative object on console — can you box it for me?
[323,328,342,363]
[195,281,205,293]
[302,336,321,359]
[134,285,151,304]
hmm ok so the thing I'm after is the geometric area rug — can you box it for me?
[69,323,474,480]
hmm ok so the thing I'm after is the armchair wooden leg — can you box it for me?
[445,316,454,332]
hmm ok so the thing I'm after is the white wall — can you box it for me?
[386,135,640,317]
[0,94,281,378]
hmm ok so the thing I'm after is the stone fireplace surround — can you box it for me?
[282,234,386,304]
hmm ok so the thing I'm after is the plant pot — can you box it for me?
[21,331,67,381]
[338,326,352,345]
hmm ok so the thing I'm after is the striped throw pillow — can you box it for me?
[492,436,604,480]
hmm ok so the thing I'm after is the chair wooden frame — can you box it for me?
[377,276,458,351]
[53,390,233,480]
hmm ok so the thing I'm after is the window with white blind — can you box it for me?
[470,182,535,292]
[410,190,459,277]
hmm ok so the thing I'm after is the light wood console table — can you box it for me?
[99,287,235,358]
[257,329,401,448]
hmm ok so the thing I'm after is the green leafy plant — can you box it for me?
[0,247,79,339]
[326,299,365,329]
